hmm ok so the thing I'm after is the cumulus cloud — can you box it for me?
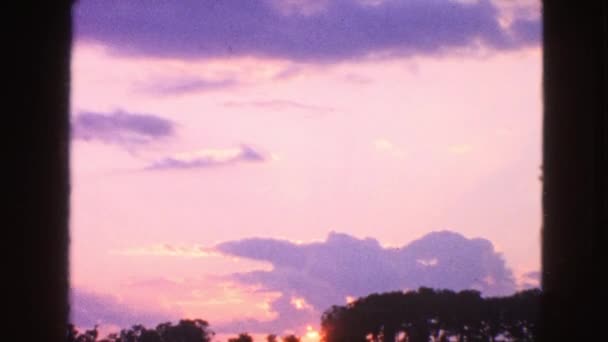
[71,110,175,146]
[74,0,540,62]
[70,288,173,329]
[147,145,266,170]
[215,230,516,333]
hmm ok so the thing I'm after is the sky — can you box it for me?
[69,0,542,340]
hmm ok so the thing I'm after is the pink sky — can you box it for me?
[70,0,541,339]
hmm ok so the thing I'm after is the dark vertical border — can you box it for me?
[11,1,73,341]
[541,1,607,341]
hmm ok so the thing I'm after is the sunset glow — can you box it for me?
[304,325,321,341]
[70,0,542,338]
[291,297,313,311]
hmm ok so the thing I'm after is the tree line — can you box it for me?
[66,319,301,342]
[321,287,540,341]
[68,287,541,341]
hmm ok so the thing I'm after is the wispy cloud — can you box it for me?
[135,76,238,96]
[272,65,304,80]
[223,100,334,115]
[72,110,175,146]
[75,0,540,62]
[146,144,266,170]
[110,244,220,258]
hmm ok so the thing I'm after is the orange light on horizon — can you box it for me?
[304,325,320,341]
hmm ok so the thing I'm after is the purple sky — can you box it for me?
[69,0,542,339]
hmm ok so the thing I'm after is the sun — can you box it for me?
[303,325,320,341]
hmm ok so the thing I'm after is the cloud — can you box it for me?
[214,295,318,335]
[518,270,541,290]
[70,288,174,329]
[135,76,238,96]
[222,100,334,115]
[72,110,175,146]
[523,270,540,281]
[109,244,220,258]
[509,17,541,45]
[74,0,540,62]
[147,144,266,170]
[273,65,304,80]
[215,230,516,333]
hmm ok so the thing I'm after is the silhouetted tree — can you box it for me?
[156,320,214,342]
[139,330,162,342]
[266,334,278,342]
[66,324,99,342]
[321,287,541,342]
[67,324,79,342]
[73,319,214,342]
[282,334,300,342]
[228,333,254,342]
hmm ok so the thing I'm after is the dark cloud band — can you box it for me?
[75,0,540,62]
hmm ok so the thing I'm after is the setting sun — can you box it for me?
[303,325,320,341]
